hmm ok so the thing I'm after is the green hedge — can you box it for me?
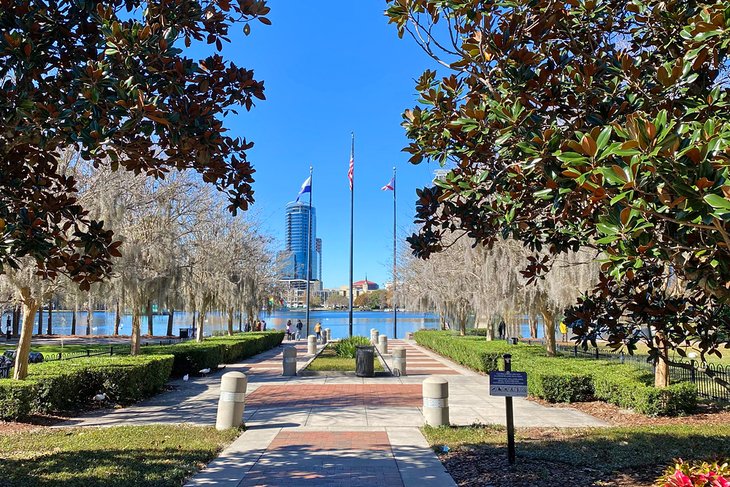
[414,331,697,416]
[141,331,284,376]
[0,354,174,420]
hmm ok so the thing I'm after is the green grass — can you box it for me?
[422,424,730,476]
[0,425,239,486]
[307,345,384,372]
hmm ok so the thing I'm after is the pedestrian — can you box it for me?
[559,321,568,342]
[286,320,293,341]
[5,315,10,341]
[295,319,303,340]
[262,320,267,331]
[314,322,322,342]
[498,319,506,340]
[244,321,251,332]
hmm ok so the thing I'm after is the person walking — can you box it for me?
[559,321,568,342]
[314,322,322,342]
[286,320,293,341]
[498,319,506,340]
[262,320,267,331]
[295,319,303,340]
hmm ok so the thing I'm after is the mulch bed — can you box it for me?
[439,444,656,487]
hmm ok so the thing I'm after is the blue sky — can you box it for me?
[194,2,442,288]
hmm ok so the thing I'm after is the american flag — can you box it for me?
[348,153,354,191]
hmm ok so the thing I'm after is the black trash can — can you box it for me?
[179,328,189,339]
[509,337,519,345]
[355,345,375,377]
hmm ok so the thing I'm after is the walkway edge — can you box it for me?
[388,427,457,487]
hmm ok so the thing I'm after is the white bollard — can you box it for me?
[325,328,331,341]
[282,347,297,376]
[393,347,406,376]
[307,334,317,355]
[377,334,388,355]
[321,330,328,345]
[422,377,449,426]
[406,332,414,341]
[215,372,247,430]
[371,329,379,346]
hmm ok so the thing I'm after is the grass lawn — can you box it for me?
[307,345,384,372]
[0,425,238,487]
[422,424,730,486]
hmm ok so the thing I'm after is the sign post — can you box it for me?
[488,354,527,465]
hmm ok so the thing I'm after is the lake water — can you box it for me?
[0,309,548,340]
[0,309,440,340]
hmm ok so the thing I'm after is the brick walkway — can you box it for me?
[387,339,461,375]
[246,384,422,408]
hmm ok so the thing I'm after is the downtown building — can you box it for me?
[278,201,322,307]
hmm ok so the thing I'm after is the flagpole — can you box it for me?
[348,133,354,338]
[305,165,313,338]
[392,166,397,339]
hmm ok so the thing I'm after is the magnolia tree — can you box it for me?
[387,0,730,384]
[1,1,270,375]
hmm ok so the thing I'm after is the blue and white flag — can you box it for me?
[295,176,312,202]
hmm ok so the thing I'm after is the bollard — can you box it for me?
[371,330,379,346]
[393,347,406,376]
[307,334,317,355]
[325,328,331,341]
[406,332,414,341]
[215,371,247,430]
[321,330,328,345]
[422,377,449,426]
[282,347,297,376]
[377,334,388,355]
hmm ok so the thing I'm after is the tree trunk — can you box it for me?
[166,308,174,337]
[37,306,43,335]
[114,300,121,336]
[227,309,234,336]
[540,309,557,357]
[529,315,538,339]
[13,287,39,380]
[196,310,206,342]
[238,310,243,332]
[71,299,77,335]
[654,333,671,388]
[46,301,53,335]
[147,300,154,336]
[86,295,92,335]
[130,312,141,355]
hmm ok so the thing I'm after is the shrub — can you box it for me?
[656,459,730,487]
[142,331,284,376]
[414,331,698,416]
[333,336,371,358]
[0,354,174,420]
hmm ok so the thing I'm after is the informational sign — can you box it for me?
[489,371,528,397]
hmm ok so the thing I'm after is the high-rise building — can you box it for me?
[282,201,319,282]
[315,238,322,284]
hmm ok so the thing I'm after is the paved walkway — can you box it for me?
[59,337,608,486]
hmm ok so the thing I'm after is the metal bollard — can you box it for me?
[307,335,317,355]
[422,377,449,426]
[377,334,388,355]
[282,347,297,376]
[371,329,379,346]
[393,347,406,376]
[215,372,247,430]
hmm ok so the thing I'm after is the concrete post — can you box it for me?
[377,334,388,355]
[215,371,247,430]
[307,334,317,355]
[321,330,328,345]
[371,330,379,346]
[393,347,406,376]
[422,377,449,426]
[282,347,297,376]
[325,328,331,341]
[406,332,414,341]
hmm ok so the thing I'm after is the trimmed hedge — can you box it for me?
[0,354,174,420]
[414,331,697,416]
[141,331,285,376]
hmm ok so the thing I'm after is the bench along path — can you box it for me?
[184,338,606,487]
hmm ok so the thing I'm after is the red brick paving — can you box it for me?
[389,340,461,375]
[246,384,422,408]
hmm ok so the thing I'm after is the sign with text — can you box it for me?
[489,371,528,397]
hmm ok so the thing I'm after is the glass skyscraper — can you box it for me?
[283,201,319,281]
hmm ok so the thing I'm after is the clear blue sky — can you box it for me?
[193,2,441,288]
